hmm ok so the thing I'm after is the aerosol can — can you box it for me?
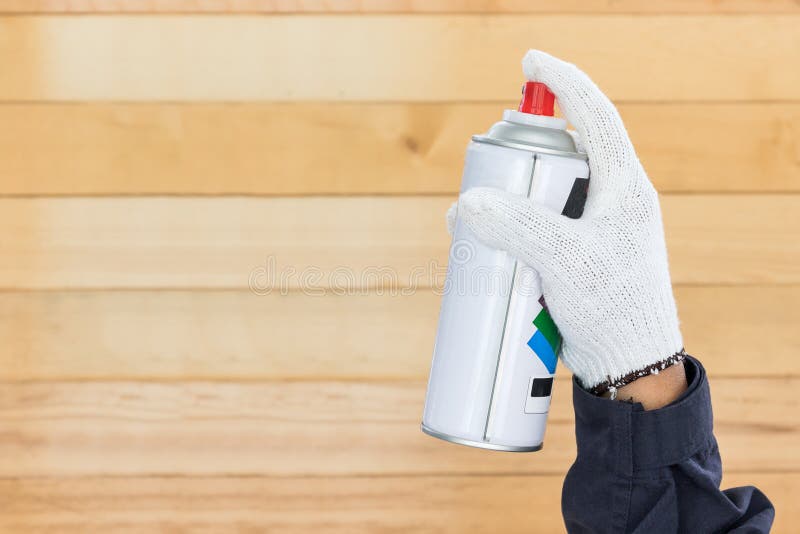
[421,82,589,452]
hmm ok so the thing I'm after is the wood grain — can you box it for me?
[0,473,795,534]
[0,8,793,531]
[0,378,795,477]
[1,103,797,195]
[0,16,798,101]
[1,0,797,14]
[0,195,797,289]
[1,286,797,381]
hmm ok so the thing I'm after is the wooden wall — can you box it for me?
[0,2,798,532]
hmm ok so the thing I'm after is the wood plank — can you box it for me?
[0,475,567,534]
[1,0,797,14]
[0,379,794,477]
[1,103,797,195]
[1,286,797,381]
[0,16,798,101]
[0,473,794,533]
[0,195,797,289]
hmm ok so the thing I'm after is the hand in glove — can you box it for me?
[449,50,685,395]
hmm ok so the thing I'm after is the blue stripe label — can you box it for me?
[527,330,557,374]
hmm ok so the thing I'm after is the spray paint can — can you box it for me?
[421,82,590,452]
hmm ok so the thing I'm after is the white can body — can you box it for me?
[422,115,589,452]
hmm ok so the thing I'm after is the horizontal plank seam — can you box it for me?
[0,282,795,291]
[0,13,799,18]
[0,375,794,384]
[0,469,794,481]
[0,99,799,106]
[0,192,797,200]
[0,11,799,16]
[0,282,798,293]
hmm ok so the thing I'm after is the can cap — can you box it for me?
[518,81,555,116]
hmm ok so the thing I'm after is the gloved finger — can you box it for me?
[523,50,644,210]
[457,187,578,273]
[522,50,634,166]
[446,199,458,235]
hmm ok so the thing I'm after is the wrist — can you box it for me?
[603,359,688,410]
[559,297,685,395]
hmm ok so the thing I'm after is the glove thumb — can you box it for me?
[457,187,577,273]
[446,199,458,235]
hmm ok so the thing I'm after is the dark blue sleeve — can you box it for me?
[561,356,775,533]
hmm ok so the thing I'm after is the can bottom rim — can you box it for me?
[420,423,543,453]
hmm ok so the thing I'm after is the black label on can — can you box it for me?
[530,377,554,398]
[561,177,590,219]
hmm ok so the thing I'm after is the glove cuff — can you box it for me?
[585,349,687,396]
[560,307,685,395]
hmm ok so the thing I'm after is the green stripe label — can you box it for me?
[533,308,561,355]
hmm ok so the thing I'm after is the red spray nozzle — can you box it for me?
[518,81,555,116]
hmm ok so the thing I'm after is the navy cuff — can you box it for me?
[571,356,715,475]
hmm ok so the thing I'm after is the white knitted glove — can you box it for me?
[450,50,684,395]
